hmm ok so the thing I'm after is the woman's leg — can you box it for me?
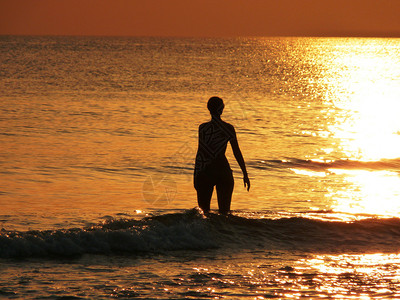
[194,174,214,213]
[216,170,234,214]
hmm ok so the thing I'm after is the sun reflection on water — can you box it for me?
[327,169,400,216]
[326,40,400,161]
[314,39,400,217]
[294,253,400,299]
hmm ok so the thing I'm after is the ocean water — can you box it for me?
[1,36,400,299]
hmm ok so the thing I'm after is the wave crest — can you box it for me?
[2,209,400,258]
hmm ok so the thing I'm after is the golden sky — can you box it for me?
[1,0,400,37]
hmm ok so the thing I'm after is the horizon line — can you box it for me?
[1,32,400,39]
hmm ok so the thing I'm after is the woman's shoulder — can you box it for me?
[221,120,235,129]
[198,120,235,132]
[218,120,235,134]
[198,122,210,129]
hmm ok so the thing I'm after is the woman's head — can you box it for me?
[207,96,224,116]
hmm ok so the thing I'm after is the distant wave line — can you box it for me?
[251,158,400,172]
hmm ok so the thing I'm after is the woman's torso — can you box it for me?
[194,119,235,176]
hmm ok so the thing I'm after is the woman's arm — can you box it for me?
[230,137,251,191]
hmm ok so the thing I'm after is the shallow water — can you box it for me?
[1,36,400,298]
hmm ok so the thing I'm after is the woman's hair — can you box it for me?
[207,96,224,115]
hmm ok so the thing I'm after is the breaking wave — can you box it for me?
[2,209,400,258]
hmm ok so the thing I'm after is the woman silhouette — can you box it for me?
[194,97,250,214]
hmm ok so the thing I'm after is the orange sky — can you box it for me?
[1,0,400,37]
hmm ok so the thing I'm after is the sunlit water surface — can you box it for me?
[1,36,400,299]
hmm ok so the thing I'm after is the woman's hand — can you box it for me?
[243,174,250,191]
